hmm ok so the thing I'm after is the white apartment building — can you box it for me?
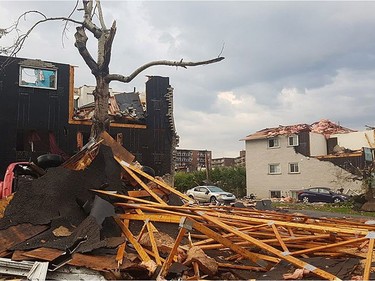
[243,120,373,199]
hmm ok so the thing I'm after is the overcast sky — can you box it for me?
[1,1,375,158]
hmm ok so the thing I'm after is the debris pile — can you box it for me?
[1,133,375,280]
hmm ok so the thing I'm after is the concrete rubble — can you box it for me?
[0,132,375,280]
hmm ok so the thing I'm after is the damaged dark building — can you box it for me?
[0,55,178,176]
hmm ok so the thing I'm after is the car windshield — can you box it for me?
[207,186,224,192]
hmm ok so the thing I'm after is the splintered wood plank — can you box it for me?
[114,156,192,202]
[114,217,152,262]
[205,210,370,236]
[196,211,341,281]
[115,242,126,266]
[193,223,269,247]
[0,224,48,256]
[363,238,375,281]
[128,189,167,198]
[291,237,368,256]
[146,222,162,265]
[158,226,187,278]
[218,262,266,271]
[119,213,182,224]
[91,189,161,205]
[121,164,167,205]
[270,223,289,253]
[189,217,277,267]
[116,203,201,220]
[100,131,135,164]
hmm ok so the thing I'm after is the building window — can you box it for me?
[268,163,281,174]
[289,162,300,173]
[19,66,57,90]
[270,190,281,198]
[288,135,299,146]
[267,137,280,148]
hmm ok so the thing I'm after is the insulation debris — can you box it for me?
[0,133,374,280]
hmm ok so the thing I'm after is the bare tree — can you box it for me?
[0,0,224,138]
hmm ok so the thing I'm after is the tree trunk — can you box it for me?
[91,75,110,138]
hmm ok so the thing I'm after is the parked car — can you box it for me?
[186,185,236,204]
[297,187,349,203]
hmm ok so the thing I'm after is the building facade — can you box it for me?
[243,120,371,199]
[175,149,212,172]
[235,150,246,167]
[211,157,235,168]
[0,55,177,176]
[211,150,246,168]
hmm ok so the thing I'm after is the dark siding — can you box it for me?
[141,76,174,175]
[0,56,174,177]
[319,154,365,175]
[295,131,310,156]
[327,137,338,154]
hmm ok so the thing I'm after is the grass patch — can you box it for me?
[272,201,375,218]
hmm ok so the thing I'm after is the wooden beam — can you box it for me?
[91,189,162,205]
[271,223,289,253]
[158,224,187,278]
[118,213,182,224]
[363,238,375,280]
[206,210,370,236]
[196,211,341,281]
[100,131,135,163]
[291,237,367,256]
[114,156,192,202]
[217,262,266,272]
[188,218,275,268]
[121,164,167,205]
[114,217,152,263]
[146,223,162,265]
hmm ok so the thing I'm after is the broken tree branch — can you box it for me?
[1,15,83,57]
[105,56,225,83]
[74,26,98,73]
[95,0,107,30]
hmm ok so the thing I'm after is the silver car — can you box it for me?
[186,185,236,204]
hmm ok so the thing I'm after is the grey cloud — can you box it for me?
[2,1,375,157]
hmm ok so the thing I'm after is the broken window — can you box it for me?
[267,137,280,148]
[19,66,57,90]
[268,163,281,174]
[288,135,299,146]
[289,162,300,173]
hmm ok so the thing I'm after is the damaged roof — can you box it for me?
[243,119,356,141]
[73,92,145,123]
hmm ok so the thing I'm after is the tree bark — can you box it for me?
[91,75,110,137]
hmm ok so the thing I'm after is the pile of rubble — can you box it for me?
[1,133,375,280]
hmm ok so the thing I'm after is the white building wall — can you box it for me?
[309,132,327,156]
[76,85,95,107]
[332,130,375,150]
[75,85,117,107]
[245,135,362,199]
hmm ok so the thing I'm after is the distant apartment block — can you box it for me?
[211,150,246,168]
[235,150,246,167]
[175,149,212,172]
[211,157,235,168]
